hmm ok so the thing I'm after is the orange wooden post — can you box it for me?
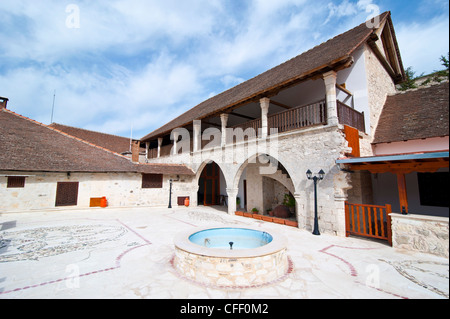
[396,173,408,214]
[386,204,393,247]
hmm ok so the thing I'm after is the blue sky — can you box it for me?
[0,0,448,139]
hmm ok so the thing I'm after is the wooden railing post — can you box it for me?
[386,204,393,247]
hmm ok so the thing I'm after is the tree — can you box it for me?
[398,67,418,91]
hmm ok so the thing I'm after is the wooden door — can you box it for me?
[200,163,220,206]
[55,182,79,207]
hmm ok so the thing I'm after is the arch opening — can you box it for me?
[197,161,227,207]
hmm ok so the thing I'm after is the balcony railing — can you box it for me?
[268,99,327,134]
[231,100,327,139]
[148,99,366,159]
[337,101,365,133]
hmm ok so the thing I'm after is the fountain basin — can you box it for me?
[173,226,289,288]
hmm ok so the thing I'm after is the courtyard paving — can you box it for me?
[0,206,448,299]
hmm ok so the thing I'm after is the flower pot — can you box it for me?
[235,211,244,216]
[243,212,253,218]
[252,214,263,220]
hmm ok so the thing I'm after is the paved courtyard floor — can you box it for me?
[0,206,448,299]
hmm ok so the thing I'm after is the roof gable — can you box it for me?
[142,11,396,142]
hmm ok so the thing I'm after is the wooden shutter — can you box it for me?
[55,182,79,207]
[142,174,163,189]
[7,176,26,188]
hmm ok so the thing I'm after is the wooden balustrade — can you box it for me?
[337,101,365,132]
[268,100,327,134]
[345,202,392,246]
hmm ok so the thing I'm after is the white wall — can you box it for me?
[0,171,195,212]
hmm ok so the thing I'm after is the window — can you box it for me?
[142,174,163,189]
[418,172,449,207]
[7,176,26,188]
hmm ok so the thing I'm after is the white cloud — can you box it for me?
[396,14,449,75]
[0,0,448,140]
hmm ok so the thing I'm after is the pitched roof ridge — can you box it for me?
[49,122,139,141]
[3,108,133,161]
[142,11,392,141]
[392,80,449,95]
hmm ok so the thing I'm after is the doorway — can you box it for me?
[198,162,221,206]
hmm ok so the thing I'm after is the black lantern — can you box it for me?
[306,169,325,236]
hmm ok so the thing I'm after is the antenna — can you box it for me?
[50,90,56,123]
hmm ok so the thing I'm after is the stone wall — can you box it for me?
[391,213,449,258]
[0,171,195,212]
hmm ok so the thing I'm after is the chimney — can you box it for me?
[0,97,8,109]
[131,141,140,163]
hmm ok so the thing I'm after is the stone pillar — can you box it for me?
[294,192,305,230]
[145,142,149,160]
[323,71,339,126]
[193,120,201,152]
[220,114,229,147]
[157,138,163,158]
[260,97,270,138]
[226,188,239,215]
[172,131,180,156]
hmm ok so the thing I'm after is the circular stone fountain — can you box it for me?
[173,226,289,288]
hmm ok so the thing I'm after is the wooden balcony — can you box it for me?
[231,100,327,139]
[337,101,365,133]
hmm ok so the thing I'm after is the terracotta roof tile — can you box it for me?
[142,12,392,142]
[0,109,194,175]
[373,82,449,144]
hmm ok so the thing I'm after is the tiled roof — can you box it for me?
[49,123,144,155]
[142,11,394,142]
[0,108,194,175]
[373,82,449,144]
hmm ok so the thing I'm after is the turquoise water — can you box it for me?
[189,228,273,250]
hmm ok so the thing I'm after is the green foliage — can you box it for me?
[283,193,295,207]
[399,53,449,91]
[398,67,418,91]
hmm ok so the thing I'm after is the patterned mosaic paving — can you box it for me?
[0,224,129,263]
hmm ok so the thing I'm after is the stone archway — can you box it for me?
[195,160,228,208]
[231,153,298,223]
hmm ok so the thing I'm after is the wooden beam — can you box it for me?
[336,83,353,96]
[270,100,292,109]
[348,160,447,174]
[397,173,408,213]
[229,112,256,120]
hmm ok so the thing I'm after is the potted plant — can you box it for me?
[251,207,259,214]
[283,193,296,214]
[236,197,241,207]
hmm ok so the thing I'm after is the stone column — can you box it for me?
[193,120,201,152]
[172,131,180,156]
[260,97,270,138]
[220,114,229,147]
[226,188,239,215]
[145,142,149,160]
[294,192,305,230]
[323,71,339,126]
[157,138,163,158]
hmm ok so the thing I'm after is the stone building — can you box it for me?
[0,101,194,212]
[140,11,409,237]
